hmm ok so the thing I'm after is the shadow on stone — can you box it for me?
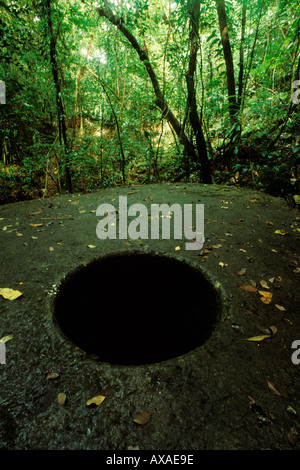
[52,251,222,366]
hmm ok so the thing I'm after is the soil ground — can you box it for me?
[0,182,299,451]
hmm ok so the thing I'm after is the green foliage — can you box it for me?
[0,0,299,202]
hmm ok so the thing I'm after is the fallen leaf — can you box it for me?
[248,396,256,407]
[86,395,106,406]
[245,335,272,342]
[219,262,228,268]
[88,245,96,249]
[260,280,269,289]
[236,268,247,276]
[275,304,286,311]
[57,393,67,405]
[267,380,281,396]
[49,246,54,252]
[175,246,180,251]
[286,405,297,416]
[30,223,43,228]
[27,209,43,216]
[269,325,278,335]
[16,232,23,237]
[0,288,23,300]
[46,372,59,380]
[293,267,300,273]
[238,285,257,293]
[127,445,139,450]
[211,244,222,249]
[133,412,151,425]
[259,291,273,304]
[274,229,288,235]
[239,248,247,253]
[288,427,299,445]
[0,334,13,343]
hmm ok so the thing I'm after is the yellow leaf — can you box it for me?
[49,246,54,252]
[275,304,286,311]
[133,412,151,425]
[86,395,106,406]
[274,229,287,235]
[0,334,13,343]
[46,372,59,380]
[88,245,96,249]
[258,291,273,304]
[245,335,272,342]
[175,246,180,251]
[260,280,269,289]
[0,288,23,300]
[57,393,67,405]
[219,262,228,268]
[30,223,43,228]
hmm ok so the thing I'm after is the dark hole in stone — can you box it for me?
[52,252,222,366]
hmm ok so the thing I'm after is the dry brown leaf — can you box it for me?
[236,268,247,276]
[288,427,299,446]
[133,412,151,425]
[267,380,281,396]
[238,285,257,293]
[269,325,278,335]
[86,395,106,406]
[57,393,67,405]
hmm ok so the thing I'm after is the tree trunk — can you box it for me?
[45,0,72,193]
[237,0,247,111]
[215,0,238,133]
[185,0,212,183]
[97,1,212,183]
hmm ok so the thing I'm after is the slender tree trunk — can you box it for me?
[185,0,212,183]
[90,70,126,182]
[241,0,264,115]
[97,1,212,183]
[237,0,247,110]
[45,0,72,193]
[215,0,238,132]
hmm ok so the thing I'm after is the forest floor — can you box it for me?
[0,182,300,451]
